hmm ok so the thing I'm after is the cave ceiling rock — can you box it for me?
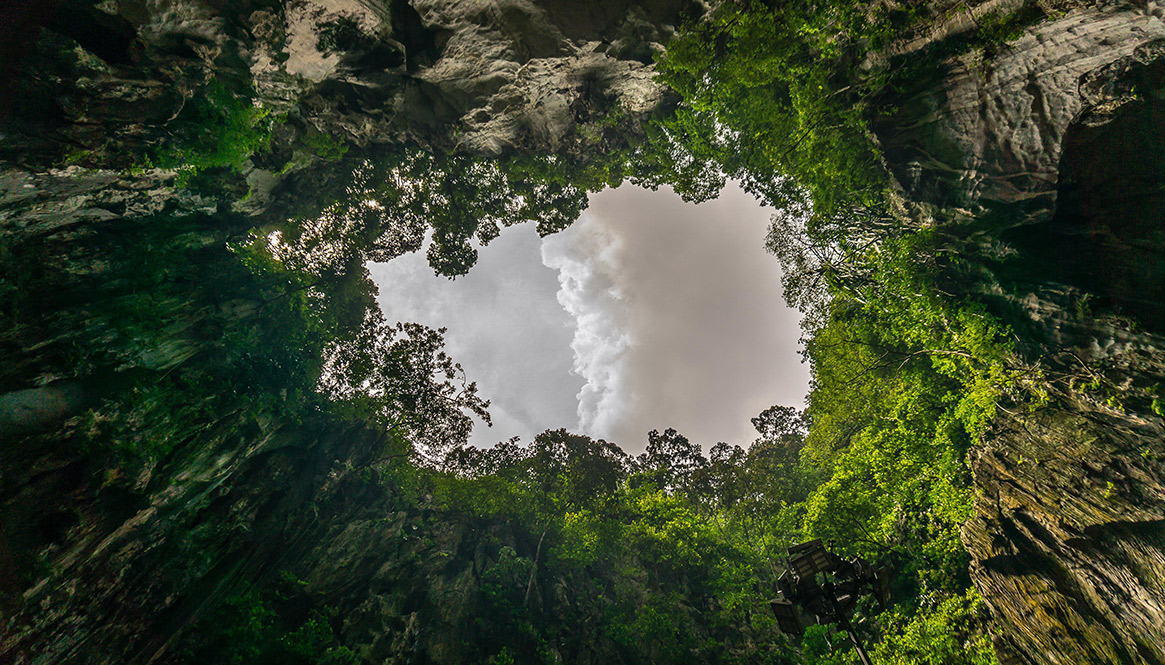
[877,1,1165,228]
[252,0,685,152]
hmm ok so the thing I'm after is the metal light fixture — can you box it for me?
[769,540,884,665]
[769,596,805,636]
[787,538,833,578]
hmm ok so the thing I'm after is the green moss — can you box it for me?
[63,149,95,166]
[152,77,285,185]
[302,130,349,161]
[974,4,1042,58]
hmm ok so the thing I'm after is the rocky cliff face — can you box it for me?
[871,2,1165,662]
[1,1,696,662]
[3,0,690,168]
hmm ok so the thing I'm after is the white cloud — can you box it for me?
[541,214,636,440]
[542,182,809,451]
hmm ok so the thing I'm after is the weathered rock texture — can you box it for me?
[879,2,1165,227]
[872,2,1165,662]
[1,1,697,662]
[3,0,691,170]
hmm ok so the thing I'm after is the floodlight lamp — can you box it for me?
[789,543,831,578]
[769,597,805,636]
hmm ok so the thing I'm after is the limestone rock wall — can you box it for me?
[871,2,1165,662]
[0,1,694,662]
[4,0,690,170]
[877,1,1165,225]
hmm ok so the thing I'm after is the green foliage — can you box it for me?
[194,585,276,665]
[63,148,95,166]
[871,590,996,665]
[188,582,359,665]
[970,3,1045,59]
[319,314,491,457]
[479,545,534,618]
[801,625,854,665]
[628,105,727,202]
[623,485,720,575]
[153,77,283,185]
[485,648,518,665]
[226,225,500,461]
[302,130,350,161]
[798,234,1015,596]
[410,418,817,664]
[273,146,629,280]
[975,9,1027,52]
[654,0,904,220]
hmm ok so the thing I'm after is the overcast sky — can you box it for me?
[368,181,809,453]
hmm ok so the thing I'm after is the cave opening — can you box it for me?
[369,181,809,453]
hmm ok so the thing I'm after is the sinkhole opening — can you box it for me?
[368,181,809,453]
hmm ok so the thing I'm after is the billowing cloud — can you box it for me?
[540,216,635,440]
[541,182,809,451]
